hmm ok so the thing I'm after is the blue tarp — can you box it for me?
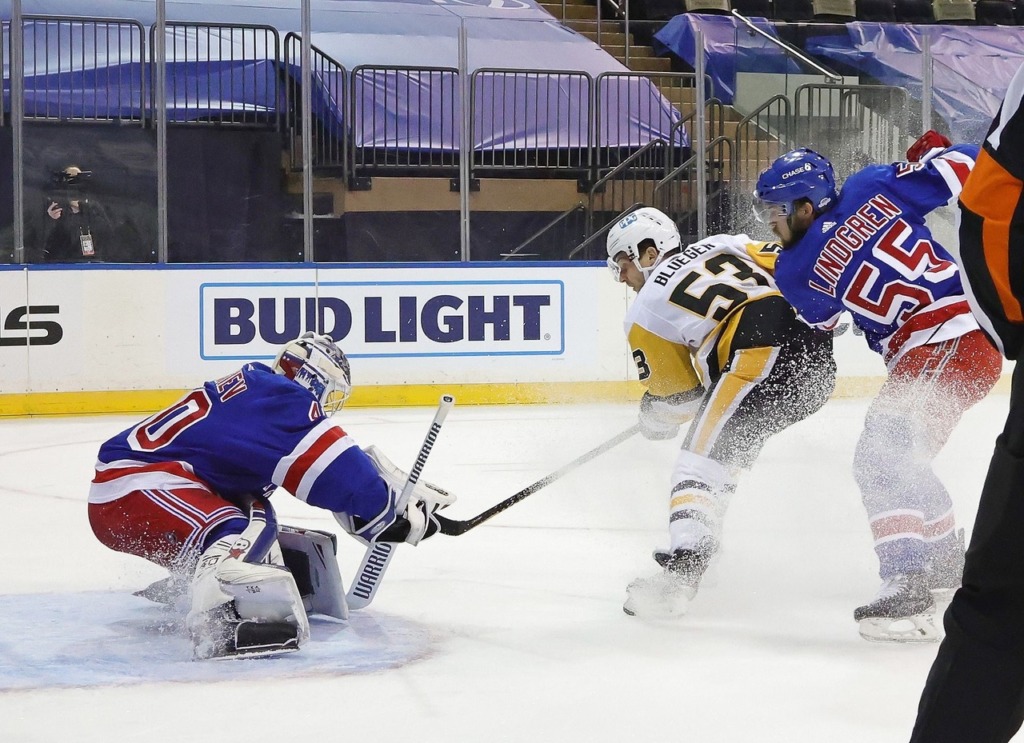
[6,1,688,150]
[805,23,1024,144]
[653,14,802,104]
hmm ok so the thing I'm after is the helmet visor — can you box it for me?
[751,198,791,224]
[607,256,625,281]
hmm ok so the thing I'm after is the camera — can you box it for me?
[51,166,92,188]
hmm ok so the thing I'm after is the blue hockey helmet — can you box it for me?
[752,148,837,223]
[273,332,352,414]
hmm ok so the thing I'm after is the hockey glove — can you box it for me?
[906,130,952,163]
[375,499,444,545]
[343,488,446,545]
[353,445,456,545]
[638,389,702,441]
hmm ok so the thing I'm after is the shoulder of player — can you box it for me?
[208,361,318,409]
[837,164,898,202]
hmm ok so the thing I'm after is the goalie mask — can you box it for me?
[273,332,352,414]
[605,207,681,282]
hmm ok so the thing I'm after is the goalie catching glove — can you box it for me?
[335,445,456,545]
[638,389,702,440]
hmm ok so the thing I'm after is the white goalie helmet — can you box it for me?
[273,332,352,414]
[605,207,682,282]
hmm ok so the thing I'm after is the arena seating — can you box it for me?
[772,0,816,21]
[932,0,977,21]
[893,0,936,21]
[855,0,898,21]
[730,0,773,16]
[812,0,857,20]
[974,0,1016,23]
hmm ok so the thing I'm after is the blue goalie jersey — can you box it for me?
[89,363,389,522]
[774,145,981,366]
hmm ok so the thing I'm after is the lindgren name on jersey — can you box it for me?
[810,193,903,297]
[200,281,564,358]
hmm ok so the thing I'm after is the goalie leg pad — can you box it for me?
[186,499,310,659]
[279,525,349,620]
[192,604,302,661]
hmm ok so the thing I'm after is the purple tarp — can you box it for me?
[653,14,803,104]
[9,2,688,151]
[806,24,1024,144]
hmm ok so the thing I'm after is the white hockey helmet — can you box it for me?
[605,207,681,281]
[273,332,352,414]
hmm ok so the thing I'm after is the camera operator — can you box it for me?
[43,165,102,261]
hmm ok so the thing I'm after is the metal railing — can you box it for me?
[471,68,592,177]
[503,202,587,259]
[350,64,460,178]
[153,22,281,128]
[22,16,146,125]
[284,33,346,173]
[654,134,734,239]
[794,83,912,176]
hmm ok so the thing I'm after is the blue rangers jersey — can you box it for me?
[89,363,388,523]
[774,145,981,367]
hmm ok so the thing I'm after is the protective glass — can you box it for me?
[751,198,791,224]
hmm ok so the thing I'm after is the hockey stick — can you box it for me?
[435,423,641,536]
[347,394,455,610]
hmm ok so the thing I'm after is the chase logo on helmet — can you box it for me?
[200,282,563,359]
[782,163,814,179]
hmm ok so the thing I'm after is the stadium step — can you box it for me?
[614,55,673,73]
[539,2,599,19]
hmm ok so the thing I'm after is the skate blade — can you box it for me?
[857,614,941,643]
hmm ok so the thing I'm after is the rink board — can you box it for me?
[0,262,967,415]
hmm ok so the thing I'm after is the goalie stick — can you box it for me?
[435,423,640,536]
[347,394,455,610]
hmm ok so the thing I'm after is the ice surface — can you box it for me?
[0,397,1013,742]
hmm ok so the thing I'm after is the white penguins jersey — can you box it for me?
[624,233,783,397]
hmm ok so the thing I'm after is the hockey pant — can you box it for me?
[89,484,249,571]
[669,299,836,551]
[853,330,1001,579]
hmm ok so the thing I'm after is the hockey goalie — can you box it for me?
[87,332,454,660]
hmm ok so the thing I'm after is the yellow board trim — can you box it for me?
[0,375,1011,418]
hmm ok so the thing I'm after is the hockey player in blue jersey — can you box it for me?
[88,332,453,659]
[753,139,1002,642]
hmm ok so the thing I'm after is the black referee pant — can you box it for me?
[911,361,1024,742]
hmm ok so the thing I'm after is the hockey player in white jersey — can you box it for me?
[607,208,835,617]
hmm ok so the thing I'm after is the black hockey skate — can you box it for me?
[191,604,301,661]
[623,537,718,618]
[854,572,939,643]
